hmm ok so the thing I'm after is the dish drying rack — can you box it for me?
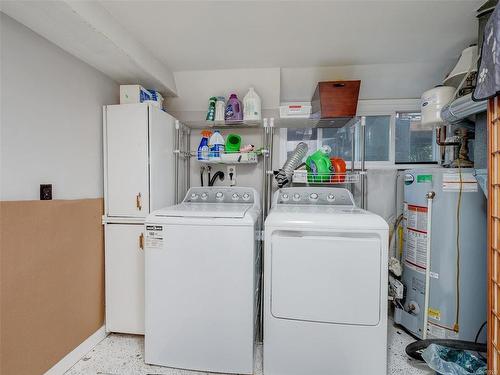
[292,170,365,184]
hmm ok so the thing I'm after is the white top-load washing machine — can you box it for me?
[264,187,388,375]
[144,187,260,374]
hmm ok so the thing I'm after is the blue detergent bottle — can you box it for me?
[197,130,212,161]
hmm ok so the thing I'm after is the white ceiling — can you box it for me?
[101,0,482,72]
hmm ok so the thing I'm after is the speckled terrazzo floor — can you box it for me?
[65,322,432,375]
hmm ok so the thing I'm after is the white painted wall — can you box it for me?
[168,62,451,113]
[167,68,281,113]
[1,1,176,95]
[0,13,119,201]
[281,61,454,102]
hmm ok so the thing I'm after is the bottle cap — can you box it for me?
[201,130,213,137]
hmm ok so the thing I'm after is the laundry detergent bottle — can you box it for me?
[243,87,262,121]
[197,130,212,161]
[225,93,243,121]
[306,145,332,183]
[209,130,225,161]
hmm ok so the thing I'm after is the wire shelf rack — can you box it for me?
[190,150,260,164]
[292,170,364,185]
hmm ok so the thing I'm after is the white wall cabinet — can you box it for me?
[103,103,177,334]
[104,223,145,334]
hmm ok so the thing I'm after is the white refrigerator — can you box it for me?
[102,103,177,334]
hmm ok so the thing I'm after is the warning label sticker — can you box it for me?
[405,230,427,272]
[427,321,459,340]
[428,307,441,321]
[404,204,428,273]
[442,172,478,192]
[145,225,164,250]
[406,205,427,233]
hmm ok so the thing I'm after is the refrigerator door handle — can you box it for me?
[136,192,142,211]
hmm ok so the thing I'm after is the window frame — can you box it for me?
[279,98,440,170]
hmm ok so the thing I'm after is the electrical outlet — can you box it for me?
[227,165,236,186]
[40,184,52,200]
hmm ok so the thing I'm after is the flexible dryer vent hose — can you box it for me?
[275,142,308,188]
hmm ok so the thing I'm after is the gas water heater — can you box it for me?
[394,168,487,341]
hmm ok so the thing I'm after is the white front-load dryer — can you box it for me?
[144,187,260,374]
[264,187,388,375]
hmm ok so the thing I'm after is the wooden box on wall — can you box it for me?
[311,80,361,119]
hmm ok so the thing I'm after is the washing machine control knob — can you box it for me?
[201,192,208,200]
[327,193,335,202]
[309,193,319,201]
[190,193,199,200]
[242,193,250,201]
[215,192,224,200]
[232,193,240,201]
[293,193,301,201]
[281,193,289,201]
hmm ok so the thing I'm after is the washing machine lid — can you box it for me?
[266,206,388,230]
[151,203,253,219]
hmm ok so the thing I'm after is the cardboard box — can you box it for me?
[120,85,152,104]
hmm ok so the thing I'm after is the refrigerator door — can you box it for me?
[105,104,150,217]
[148,106,176,211]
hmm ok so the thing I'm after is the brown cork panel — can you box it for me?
[0,198,104,375]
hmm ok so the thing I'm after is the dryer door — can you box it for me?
[270,231,381,326]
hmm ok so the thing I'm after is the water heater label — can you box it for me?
[428,307,441,321]
[405,204,428,272]
[406,205,427,233]
[417,174,432,183]
[427,321,459,340]
[442,172,478,192]
[405,231,427,272]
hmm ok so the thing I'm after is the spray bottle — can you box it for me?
[197,130,212,161]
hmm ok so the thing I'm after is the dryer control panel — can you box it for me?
[184,187,256,204]
[276,187,355,206]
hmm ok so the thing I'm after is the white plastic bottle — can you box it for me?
[208,130,225,161]
[243,87,262,121]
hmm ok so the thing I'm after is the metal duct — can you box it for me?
[440,93,487,124]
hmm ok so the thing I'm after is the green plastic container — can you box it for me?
[306,146,332,183]
[225,134,242,153]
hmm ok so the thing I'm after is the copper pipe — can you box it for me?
[435,127,460,146]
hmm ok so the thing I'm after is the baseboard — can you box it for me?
[44,326,108,375]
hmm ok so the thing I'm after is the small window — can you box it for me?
[362,115,390,161]
[322,126,353,161]
[285,115,391,163]
[395,112,437,164]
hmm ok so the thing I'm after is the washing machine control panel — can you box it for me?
[184,187,255,204]
[277,188,355,206]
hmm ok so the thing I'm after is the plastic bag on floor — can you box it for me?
[421,344,486,375]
